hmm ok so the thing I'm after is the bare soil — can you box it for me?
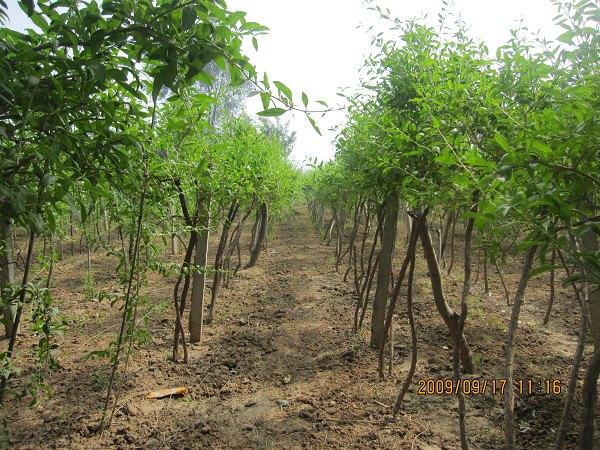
[0,207,593,449]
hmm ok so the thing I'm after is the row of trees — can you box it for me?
[304,1,599,448]
[0,0,307,429]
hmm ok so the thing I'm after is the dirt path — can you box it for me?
[3,206,586,449]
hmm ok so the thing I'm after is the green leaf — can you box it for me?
[465,150,495,169]
[29,212,44,233]
[557,30,575,44]
[30,12,48,31]
[242,21,268,32]
[260,92,271,110]
[19,0,35,16]
[152,80,163,103]
[41,174,57,188]
[494,132,511,153]
[301,92,308,108]
[154,61,177,101]
[308,115,321,135]
[528,264,561,280]
[274,81,292,102]
[182,6,197,31]
[434,148,457,165]
[252,36,258,51]
[530,139,551,157]
[257,107,287,117]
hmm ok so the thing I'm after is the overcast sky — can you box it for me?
[6,0,561,166]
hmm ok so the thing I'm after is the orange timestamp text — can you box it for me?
[417,378,562,396]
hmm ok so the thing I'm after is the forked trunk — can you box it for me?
[419,218,474,374]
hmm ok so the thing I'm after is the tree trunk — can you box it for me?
[0,230,35,402]
[1,221,16,338]
[403,203,412,247]
[440,210,453,265]
[172,230,196,362]
[207,200,238,324]
[189,194,211,343]
[581,347,600,450]
[393,248,417,415]
[419,218,474,374]
[355,215,381,332]
[483,246,489,294]
[370,192,398,349]
[494,259,511,306]
[578,226,600,449]
[543,248,556,326]
[170,201,178,256]
[555,278,588,450]
[446,211,457,275]
[324,214,335,244]
[246,202,268,268]
[379,209,424,378]
[580,228,600,348]
[503,245,538,450]
[454,196,478,450]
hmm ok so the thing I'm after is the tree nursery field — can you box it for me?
[0,1,600,449]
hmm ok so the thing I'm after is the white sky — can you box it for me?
[6,0,561,166]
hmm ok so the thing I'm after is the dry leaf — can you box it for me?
[145,386,188,400]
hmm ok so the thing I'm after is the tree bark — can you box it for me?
[419,219,474,374]
[379,209,424,378]
[207,200,238,323]
[246,202,268,268]
[370,192,398,349]
[455,196,478,450]
[354,217,381,332]
[393,248,417,415]
[1,220,16,338]
[581,348,600,450]
[580,228,600,348]
[0,230,35,402]
[543,248,556,326]
[446,211,457,275]
[555,278,588,450]
[440,210,453,265]
[189,194,211,343]
[503,245,538,450]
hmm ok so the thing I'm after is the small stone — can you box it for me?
[245,400,257,407]
[238,317,249,326]
[276,399,289,407]
[283,374,292,385]
[243,424,254,431]
[297,395,313,404]
[125,404,138,417]
[220,386,232,395]
[298,405,316,419]
[242,377,251,385]
[442,346,449,350]
[87,422,101,434]
[200,426,211,434]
